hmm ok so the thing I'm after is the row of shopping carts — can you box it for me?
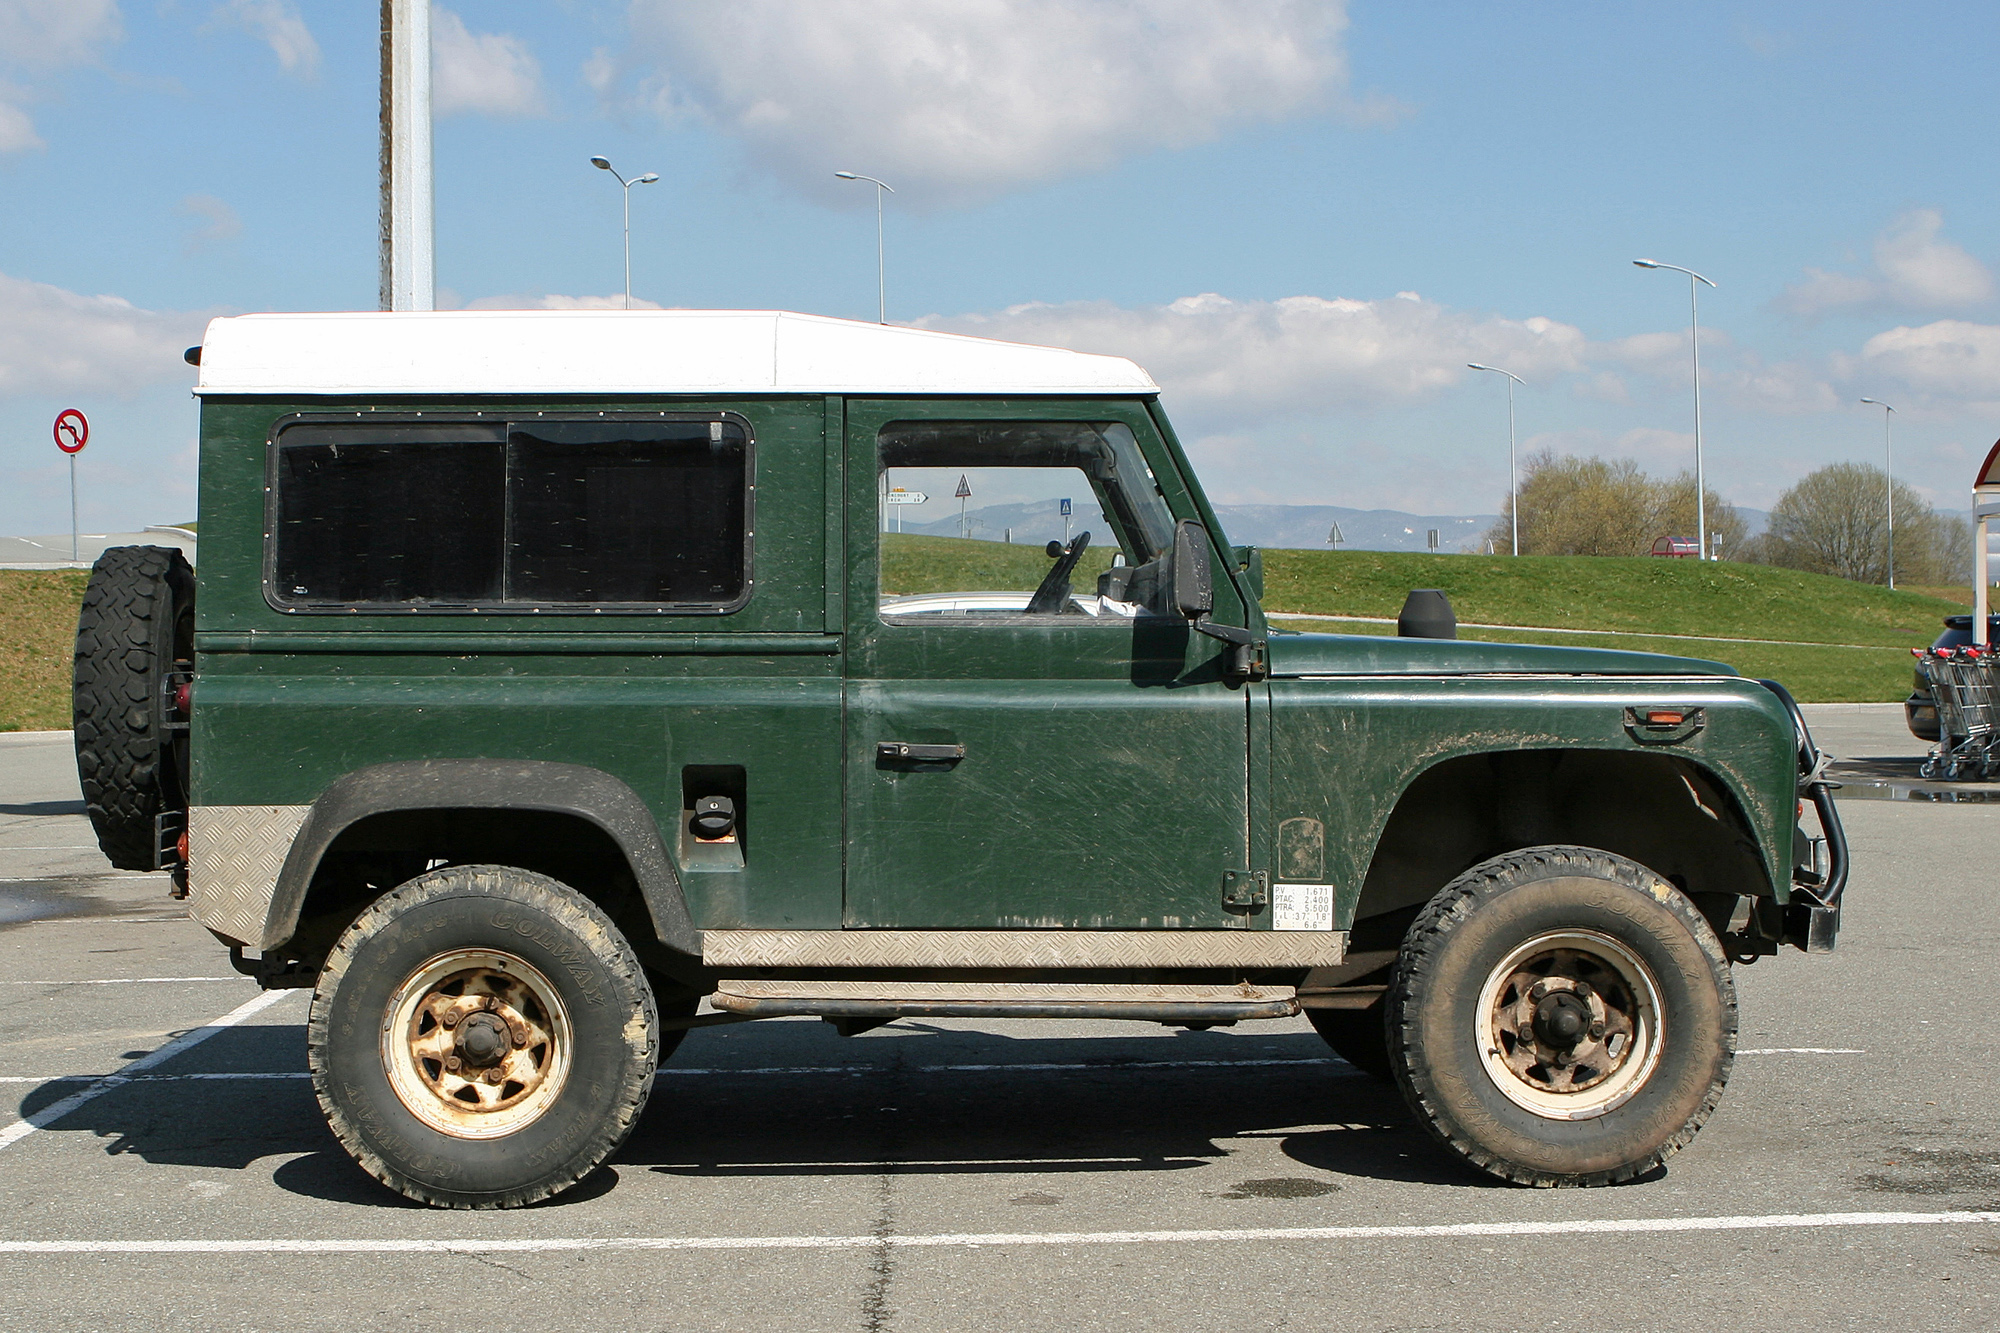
[1914,644,2000,780]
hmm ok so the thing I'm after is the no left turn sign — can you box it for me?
[54,409,88,454]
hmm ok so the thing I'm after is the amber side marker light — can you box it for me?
[1643,709,1685,727]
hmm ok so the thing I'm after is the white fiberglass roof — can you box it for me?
[192,309,1159,398]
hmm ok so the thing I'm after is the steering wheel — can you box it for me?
[1025,531,1092,614]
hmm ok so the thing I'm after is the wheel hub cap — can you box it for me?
[1474,930,1664,1121]
[455,1011,512,1067]
[381,950,573,1139]
[1532,990,1594,1048]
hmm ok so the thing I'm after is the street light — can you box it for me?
[1861,398,1898,589]
[590,155,659,310]
[1467,363,1527,556]
[1635,258,1719,559]
[834,171,894,323]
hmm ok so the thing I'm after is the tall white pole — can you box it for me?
[1634,261,1717,558]
[1688,272,1706,561]
[835,173,894,323]
[1861,399,1897,588]
[380,0,435,312]
[622,183,632,310]
[1468,363,1526,556]
[69,453,77,563]
[1507,375,1518,557]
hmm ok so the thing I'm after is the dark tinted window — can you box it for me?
[274,425,506,606]
[270,416,751,611]
[508,421,747,604]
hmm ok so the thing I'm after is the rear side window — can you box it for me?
[270,415,752,613]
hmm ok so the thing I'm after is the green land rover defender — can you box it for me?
[72,309,1845,1209]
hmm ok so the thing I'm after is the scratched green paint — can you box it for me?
[189,391,1801,939]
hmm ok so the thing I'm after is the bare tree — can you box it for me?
[1487,451,1744,557]
[1753,462,1970,585]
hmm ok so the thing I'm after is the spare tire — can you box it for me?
[73,546,194,870]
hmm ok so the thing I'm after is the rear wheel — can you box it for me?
[1387,846,1735,1187]
[308,865,658,1208]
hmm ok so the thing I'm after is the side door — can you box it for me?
[842,399,1251,929]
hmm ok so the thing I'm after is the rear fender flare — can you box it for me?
[264,759,698,956]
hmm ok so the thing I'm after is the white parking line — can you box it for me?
[1,978,241,986]
[1736,1047,1865,1055]
[0,989,298,1152]
[0,1210,1993,1255]
[0,1073,307,1085]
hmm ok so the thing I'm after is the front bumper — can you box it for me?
[1759,679,1846,953]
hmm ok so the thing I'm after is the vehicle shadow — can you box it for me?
[0,800,86,817]
[14,1019,1513,1206]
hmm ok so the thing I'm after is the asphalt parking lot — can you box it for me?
[4,711,1998,1332]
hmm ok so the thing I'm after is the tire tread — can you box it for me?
[1386,844,1737,1188]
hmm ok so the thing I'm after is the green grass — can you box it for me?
[884,536,1960,702]
[2,541,1955,726]
[1258,549,1962,646]
[881,533,1120,597]
[1,569,85,732]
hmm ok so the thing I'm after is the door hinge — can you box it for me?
[1221,869,1269,911]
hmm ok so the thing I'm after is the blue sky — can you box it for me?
[3,1,1997,542]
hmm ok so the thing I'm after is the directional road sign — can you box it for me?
[54,409,88,454]
[884,490,928,505]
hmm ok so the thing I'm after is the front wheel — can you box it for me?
[1387,846,1736,1187]
[308,865,658,1209]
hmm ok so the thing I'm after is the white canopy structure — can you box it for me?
[1974,439,2000,645]
[192,310,1159,399]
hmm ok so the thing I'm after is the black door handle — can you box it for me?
[876,741,966,764]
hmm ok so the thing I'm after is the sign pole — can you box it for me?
[53,408,89,563]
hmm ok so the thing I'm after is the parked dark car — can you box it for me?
[1906,614,2000,740]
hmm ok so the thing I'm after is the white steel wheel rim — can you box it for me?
[1473,929,1664,1121]
[381,948,573,1140]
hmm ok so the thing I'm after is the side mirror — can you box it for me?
[1171,519,1214,619]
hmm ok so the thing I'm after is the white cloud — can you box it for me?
[0,86,36,152]
[608,0,1388,205]
[455,292,664,311]
[211,0,319,78]
[1857,319,2000,405]
[923,291,1589,417]
[175,194,241,253]
[0,0,121,152]
[1781,209,1994,316]
[0,0,121,67]
[0,271,210,398]
[432,8,546,118]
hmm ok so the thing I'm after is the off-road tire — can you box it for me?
[1387,846,1735,1187]
[1307,999,1391,1079]
[309,865,659,1209]
[644,968,703,1066]
[72,546,194,870]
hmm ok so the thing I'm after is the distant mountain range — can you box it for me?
[895,499,1505,553]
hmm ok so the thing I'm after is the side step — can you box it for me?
[711,980,1299,1023]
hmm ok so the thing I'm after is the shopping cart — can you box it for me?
[1915,645,2000,780]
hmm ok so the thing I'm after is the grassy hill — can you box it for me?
[1,543,1966,729]
[881,536,1965,702]
[1,570,86,732]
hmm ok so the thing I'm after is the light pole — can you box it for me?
[1634,259,1718,559]
[834,171,894,323]
[1861,397,1898,588]
[590,156,659,309]
[1467,363,1526,556]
